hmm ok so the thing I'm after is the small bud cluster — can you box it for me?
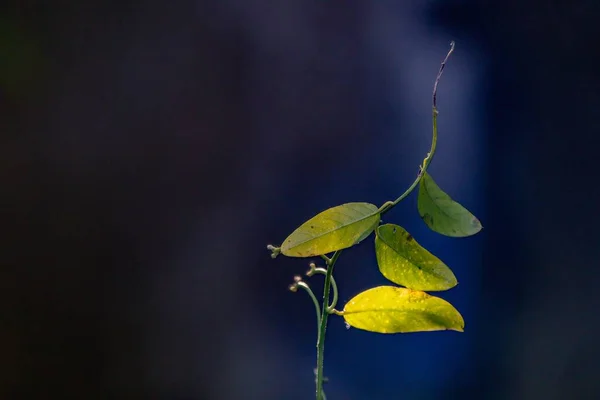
[266,244,281,259]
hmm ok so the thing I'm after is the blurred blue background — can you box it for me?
[2,0,600,399]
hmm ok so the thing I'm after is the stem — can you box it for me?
[377,41,455,216]
[295,282,321,336]
[433,41,455,110]
[310,266,339,312]
[315,250,341,400]
[325,277,338,314]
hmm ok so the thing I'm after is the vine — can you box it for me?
[267,42,482,400]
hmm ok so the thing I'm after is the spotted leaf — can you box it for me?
[375,224,457,291]
[280,203,380,257]
[341,286,464,334]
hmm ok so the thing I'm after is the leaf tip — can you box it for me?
[452,314,465,332]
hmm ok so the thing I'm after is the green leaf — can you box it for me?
[280,203,380,257]
[375,224,457,291]
[341,286,464,334]
[417,172,482,237]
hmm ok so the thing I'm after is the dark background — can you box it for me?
[2,1,600,399]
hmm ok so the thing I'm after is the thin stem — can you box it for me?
[325,278,338,314]
[315,250,340,400]
[310,266,339,312]
[433,41,455,110]
[295,282,321,335]
[377,41,455,216]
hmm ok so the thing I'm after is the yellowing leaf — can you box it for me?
[341,286,464,334]
[281,203,380,257]
[375,224,457,291]
[417,172,482,237]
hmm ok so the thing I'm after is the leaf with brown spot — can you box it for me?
[341,286,464,334]
[375,224,457,291]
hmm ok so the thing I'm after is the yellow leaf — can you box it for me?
[341,286,464,334]
[375,224,457,291]
[281,203,380,257]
